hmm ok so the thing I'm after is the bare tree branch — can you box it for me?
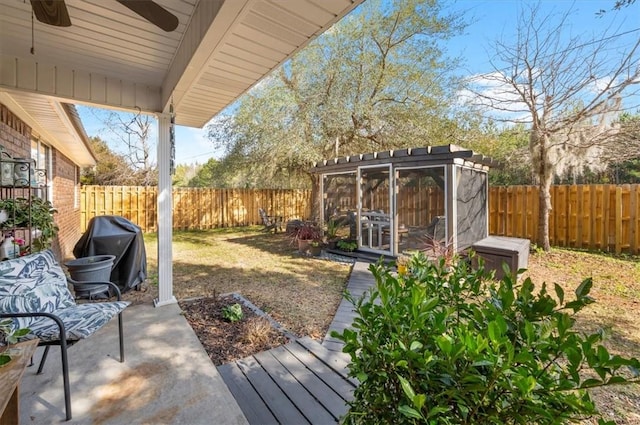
[466,2,640,250]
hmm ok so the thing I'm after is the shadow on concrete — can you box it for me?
[19,303,248,425]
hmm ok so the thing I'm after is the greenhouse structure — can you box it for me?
[310,144,495,258]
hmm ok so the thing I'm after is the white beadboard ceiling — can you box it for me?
[0,0,364,163]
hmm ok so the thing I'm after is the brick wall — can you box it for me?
[0,103,81,260]
[53,151,81,260]
[0,104,31,157]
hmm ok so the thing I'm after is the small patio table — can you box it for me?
[0,339,39,425]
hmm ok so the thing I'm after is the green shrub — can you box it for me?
[332,252,640,424]
[222,303,244,323]
[337,240,357,252]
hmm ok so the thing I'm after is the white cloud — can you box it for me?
[459,72,533,123]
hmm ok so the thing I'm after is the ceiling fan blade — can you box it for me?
[30,0,71,27]
[115,0,179,32]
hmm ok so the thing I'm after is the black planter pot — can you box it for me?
[65,255,115,282]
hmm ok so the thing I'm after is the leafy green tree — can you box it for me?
[458,120,531,185]
[172,163,201,187]
[605,112,640,183]
[187,158,218,187]
[206,0,466,200]
[490,125,532,185]
[187,154,312,189]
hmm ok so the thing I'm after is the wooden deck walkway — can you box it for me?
[218,337,358,424]
[217,261,376,425]
[322,261,375,353]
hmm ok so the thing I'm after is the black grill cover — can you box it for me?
[73,215,147,293]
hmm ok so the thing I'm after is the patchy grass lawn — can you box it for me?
[523,249,640,424]
[142,226,351,339]
[135,229,638,423]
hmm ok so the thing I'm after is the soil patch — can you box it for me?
[178,295,290,366]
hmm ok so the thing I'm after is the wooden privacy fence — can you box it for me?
[81,184,640,254]
[80,186,312,233]
[490,184,640,254]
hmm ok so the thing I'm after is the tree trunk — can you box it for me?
[537,174,552,251]
[531,129,553,251]
[309,173,322,222]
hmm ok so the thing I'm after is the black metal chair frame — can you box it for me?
[0,280,125,421]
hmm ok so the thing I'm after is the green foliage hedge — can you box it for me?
[332,252,640,424]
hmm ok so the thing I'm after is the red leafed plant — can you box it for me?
[291,222,323,242]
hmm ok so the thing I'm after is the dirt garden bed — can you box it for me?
[177,295,290,365]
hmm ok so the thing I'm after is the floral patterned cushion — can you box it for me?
[0,249,129,339]
[22,301,129,342]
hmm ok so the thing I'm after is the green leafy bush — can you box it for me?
[332,252,640,424]
[222,303,244,323]
[337,240,357,252]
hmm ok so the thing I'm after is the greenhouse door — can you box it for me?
[358,165,393,256]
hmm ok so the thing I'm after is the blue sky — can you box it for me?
[77,0,639,166]
[450,0,639,74]
[77,106,218,166]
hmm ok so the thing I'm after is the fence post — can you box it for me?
[576,186,584,249]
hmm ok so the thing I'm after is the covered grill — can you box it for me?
[73,215,147,293]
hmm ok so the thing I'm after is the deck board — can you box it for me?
[282,343,355,400]
[236,356,309,424]
[217,362,279,425]
[297,337,354,383]
[254,349,336,424]
[322,261,376,352]
[268,345,349,419]
[219,338,358,424]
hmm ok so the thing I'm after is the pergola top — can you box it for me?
[311,144,497,174]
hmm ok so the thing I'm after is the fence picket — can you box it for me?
[80,187,314,232]
[632,185,639,253]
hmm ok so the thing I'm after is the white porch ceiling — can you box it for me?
[0,0,364,129]
[0,91,95,166]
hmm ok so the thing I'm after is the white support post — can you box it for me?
[154,113,177,307]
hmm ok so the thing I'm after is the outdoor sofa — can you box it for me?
[0,249,129,420]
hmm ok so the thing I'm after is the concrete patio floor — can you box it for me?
[18,302,248,425]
